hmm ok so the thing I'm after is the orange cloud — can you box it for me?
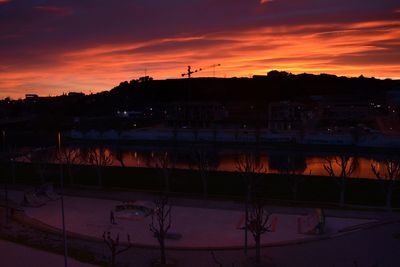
[1,18,399,98]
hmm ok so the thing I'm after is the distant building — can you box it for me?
[224,103,267,128]
[166,102,228,128]
[321,96,372,121]
[116,110,144,119]
[386,90,400,120]
[24,94,40,103]
[138,76,153,83]
[68,92,85,97]
[25,94,39,99]
[268,101,309,131]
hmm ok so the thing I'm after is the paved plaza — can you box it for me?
[8,190,377,249]
[3,189,400,267]
[0,240,96,267]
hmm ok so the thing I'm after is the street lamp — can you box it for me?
[58,131,68,267]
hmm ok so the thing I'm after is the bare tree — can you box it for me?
[371,159,400,210]
[190,146,218,199]
[274,155,307,203]
[247,200,272,264]
[147,152,174,193]
[150,194,171,265]
[114,144,126,168]
[235,152,264,256]
[102,231,132,267]
[324,155,358,207]
[56,147,81,185]
[87,147,114,187]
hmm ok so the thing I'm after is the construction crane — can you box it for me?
[181,64,221,78]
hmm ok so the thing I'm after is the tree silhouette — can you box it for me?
[371,158,400,210]
[149,193,171,265]
[87,147,113,187]
[56,147,81,185]
[235,152,264,255]
[269,153,307,203]
[114,146,126,168]
[247,199,272,264]
[324,155,358,207]
[147,152,174,193]
[102,231,132,267]
[190,146,218,199]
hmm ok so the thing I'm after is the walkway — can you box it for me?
[0,240,96,267]
[8,190,380,249]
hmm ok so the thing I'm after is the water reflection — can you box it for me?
[19,145,397,179]
[268,153,307,175]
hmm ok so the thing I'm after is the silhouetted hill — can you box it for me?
[1,71,399,130]
[108,71,400,106]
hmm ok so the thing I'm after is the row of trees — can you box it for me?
[234,152,400,264]
[19,146,114,187]
[324,155,400,210]
[3,144,400,266]
[102,152,270,266]
[6,144,400,210]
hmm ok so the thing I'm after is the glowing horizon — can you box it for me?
[0,0,399,99]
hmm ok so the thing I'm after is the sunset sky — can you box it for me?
[0,0,399,98]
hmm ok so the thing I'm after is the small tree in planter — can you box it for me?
[150,194,172,266]
[371,158,400,210]
[235,152,264,255]
[247,199,273,264]
[102,231,132,267]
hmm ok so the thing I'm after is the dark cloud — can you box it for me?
[0,0,399,98]
[33,5,72,15]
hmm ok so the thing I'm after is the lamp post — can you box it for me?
[2,130,9,226]
[2,130,5,151]
[58,131,68,267]
[244,183,250,256]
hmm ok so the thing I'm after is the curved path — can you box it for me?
[6,189,400,266]
[19,194,376,249]
[0,240,96,267]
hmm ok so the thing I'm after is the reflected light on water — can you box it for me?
[21,146,393,179]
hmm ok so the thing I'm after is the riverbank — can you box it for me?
[65,128,400,151]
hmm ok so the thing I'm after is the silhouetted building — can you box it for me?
[321,96,372,121]
[268,100,320,132]
[25,94,39,99]
[68,92,85,97]
[166,102,227,128]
